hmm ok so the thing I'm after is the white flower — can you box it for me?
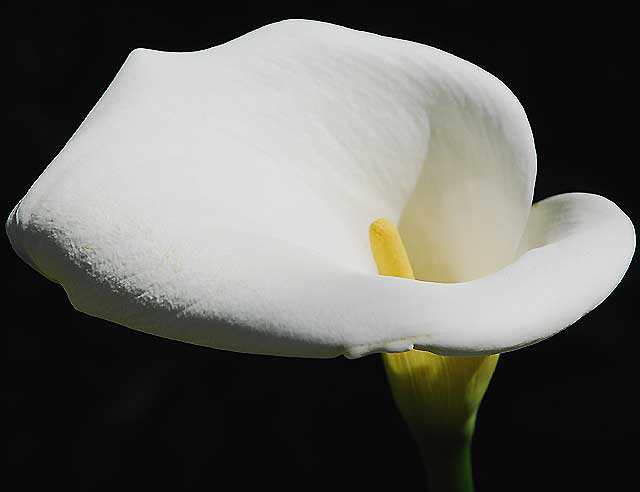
[6,19,634,360]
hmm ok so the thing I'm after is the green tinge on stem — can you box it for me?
[383,351,499,491]
[418,433,474,492]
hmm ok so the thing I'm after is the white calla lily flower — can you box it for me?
[6,19,635,363]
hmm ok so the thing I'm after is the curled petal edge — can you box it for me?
[7,192,633,359]
[344,192,635,358]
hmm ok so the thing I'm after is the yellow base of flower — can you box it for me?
[383,350,498,438]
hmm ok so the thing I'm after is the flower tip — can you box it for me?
[369,218,415,279]
[369,217,395,236]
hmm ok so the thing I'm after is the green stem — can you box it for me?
[382,351,497,491]
[417,434,474,492]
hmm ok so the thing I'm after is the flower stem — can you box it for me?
[416,431,475,492]
[382,351,496,491]
[369,219,494,491]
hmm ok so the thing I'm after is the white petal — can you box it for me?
[8,190,633,358]
[7,20,534,271]
[6,20,577,358]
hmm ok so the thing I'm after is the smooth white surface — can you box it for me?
[6,20,635,357]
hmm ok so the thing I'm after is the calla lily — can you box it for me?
[6,19,635,488]
[6,19,634,358]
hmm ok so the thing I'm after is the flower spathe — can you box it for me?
[6,20,635,359]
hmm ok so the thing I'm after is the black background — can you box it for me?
[5,5,638,491]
